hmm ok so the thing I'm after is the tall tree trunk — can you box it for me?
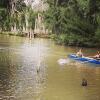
[10,0,17,32]
[25,11,29,33]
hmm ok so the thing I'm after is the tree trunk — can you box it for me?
[25,13,29,33]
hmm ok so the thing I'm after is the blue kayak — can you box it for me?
[69,54,100,64]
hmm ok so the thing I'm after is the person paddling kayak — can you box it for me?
[76,49,83,57]
[93,51,100,59]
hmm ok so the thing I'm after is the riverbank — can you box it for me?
[0,32,99,48]
[0,32,50,38]
[0,32,26,37]
[50,34,100,48]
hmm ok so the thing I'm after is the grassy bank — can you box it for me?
[0,32,27,37]
[0,32,50,38]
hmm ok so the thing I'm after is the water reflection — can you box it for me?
[15,39,48,100]
[0,37,48,100]
[0,35,100,100]
[0,51,18,100]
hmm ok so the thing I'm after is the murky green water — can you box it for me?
[0,34,100,100]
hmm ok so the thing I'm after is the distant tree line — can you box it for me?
[44,0,100,47]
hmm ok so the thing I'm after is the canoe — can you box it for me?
[69,54,100,64]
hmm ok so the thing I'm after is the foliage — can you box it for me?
[44,0,100,47]
[0,8,10,31]
[0,0,9,8]
[0,0,36,33]
[28,7,37,30]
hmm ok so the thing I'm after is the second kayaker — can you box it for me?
[93,51,100,59]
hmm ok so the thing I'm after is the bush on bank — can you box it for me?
[44,0,100,48]
[50,33,100,47]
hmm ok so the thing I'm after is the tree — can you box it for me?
[44,0,100,47]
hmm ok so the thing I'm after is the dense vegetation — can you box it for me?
[44,0,100,47]
[0,0,100,47]
[0,0,36,36]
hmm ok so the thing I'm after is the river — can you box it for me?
[0,34,100,100]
